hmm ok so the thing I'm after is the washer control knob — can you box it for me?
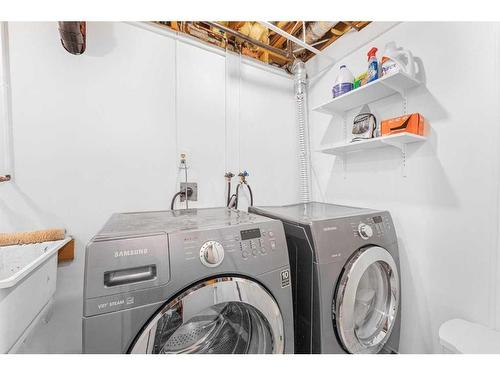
[358,223,373,240]
[200,240,224,267]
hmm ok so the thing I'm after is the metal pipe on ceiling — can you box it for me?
[259,21,336,62]
[203,21,292,61]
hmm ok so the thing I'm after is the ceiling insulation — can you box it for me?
[154,21,370,71]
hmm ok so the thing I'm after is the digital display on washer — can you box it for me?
[373,216,383,224]
[240,228,261,240]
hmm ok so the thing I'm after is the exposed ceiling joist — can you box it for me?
[154,21,370,71]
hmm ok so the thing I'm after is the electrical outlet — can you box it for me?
[180,182,198,202]
[179,153,188,168]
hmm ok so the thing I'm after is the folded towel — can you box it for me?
[0,229,66,246]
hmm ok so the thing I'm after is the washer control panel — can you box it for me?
[352,214,392,240]
[178,222,284,269]
[199,240,224,267]
[239,229,277,260]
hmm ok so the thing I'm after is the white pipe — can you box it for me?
[293,39,331,53]
[0,21,13,180]
[492,23,500,330]
[259,21,336,62]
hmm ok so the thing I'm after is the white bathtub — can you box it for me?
[0,238,71,353]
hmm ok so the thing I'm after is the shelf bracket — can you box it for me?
[380,80,406,97]
[379,137,409,177]
[342,113,347,179]
[380,138,405,151]
[340,153,346,178]
[380,81,408,115]
[401,143,407,177]
[401,89,408,115]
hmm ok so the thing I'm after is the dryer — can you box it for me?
[249,202,400,354]
[82,208,294,354]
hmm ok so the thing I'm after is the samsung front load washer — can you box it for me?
[249,202,401,354]
[82,208,294,354]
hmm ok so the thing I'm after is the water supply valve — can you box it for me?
[238,171,249,183]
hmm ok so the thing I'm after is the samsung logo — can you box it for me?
[323,226,337,232]
[114,248,149,258]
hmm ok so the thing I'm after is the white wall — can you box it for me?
[5,20,498,355]
[0,22,297,353]
[0,23,13,177]
[308,22,500,353]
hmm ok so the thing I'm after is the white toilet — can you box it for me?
[439,319,500,354]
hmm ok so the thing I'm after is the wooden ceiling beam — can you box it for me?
[343,21,361,31]
[170,21,179,31]
[229,21,246,30]
[269,21,292,45]
[270,21,302,49]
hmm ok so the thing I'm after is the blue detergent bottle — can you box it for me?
[366,47,379,83]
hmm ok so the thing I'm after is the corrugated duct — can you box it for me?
[292,59,312,203]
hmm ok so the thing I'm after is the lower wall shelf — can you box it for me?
[317,132,426,156]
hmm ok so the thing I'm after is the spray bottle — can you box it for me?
[366,47,379,83]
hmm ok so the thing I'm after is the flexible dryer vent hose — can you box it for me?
[0,229,66,247]
[292,60,312,203]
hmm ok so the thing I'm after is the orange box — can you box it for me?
[381,113,427,136]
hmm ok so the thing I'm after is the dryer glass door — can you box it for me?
[334,246,400,354]
[129,277,284,354]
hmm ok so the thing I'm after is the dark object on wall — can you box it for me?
[0,174,11,183]
[58,21,86,55]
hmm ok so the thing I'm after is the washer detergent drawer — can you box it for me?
[84,233,170,300]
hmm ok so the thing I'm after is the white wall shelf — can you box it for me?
[312,71,420,116]
[318,133,426,156]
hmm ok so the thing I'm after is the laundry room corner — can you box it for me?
[307,21,500,353]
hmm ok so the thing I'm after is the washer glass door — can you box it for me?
[334,246,400,354]
[129,277,284,354]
